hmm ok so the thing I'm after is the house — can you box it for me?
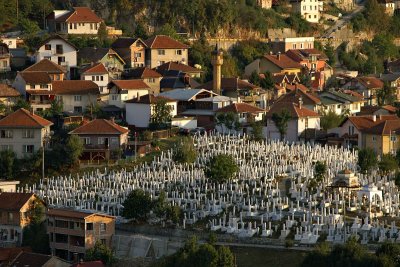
[274,86,322,112]
[180,95,236,129]
[125,94,177,128]
[0,108,53,157]
[46,208,115,262]
[160,71,200,92]
[144,35,189,68]
[78,47,125,79]
[378,0,395,15]
[122,67,162,94]
[108,80,150,109]
[35,35,78,79]
[358,105,398,116]
[0,37,17,49]
[46,7,103,35]
[20,59,66,81]
[271,37,315,54]
[0,180,20,192]
[80,63,109,95]
[156,61,203,78]
[286,49,332,89]
[110,37,147,68]
[290,0,323,23]
[215,102,266,134]
[317,90,364,115]
[8,252,69,267]
[0,84,20,110]
[245,53,303,78]
[330,115,400,152]
[9,48,27,70]
[159,88,217,113]
[380,72,400,101]
[0,43,10,72]
[0,192,45,246]
[69,119,129,160]
[387,59,400,73]
[52,80,100,114]
[266,102,321,142]
[257,0,273,8]
[342,76,384,105]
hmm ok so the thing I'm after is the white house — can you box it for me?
[108,80,150,109]
[125,94,177,128]
[35,35,78,78]
[46,7,103,35]
[265,102,320,142]
[290,0,323,23]
[81,63,109,95]
[318,90,364,115]
[0,108,53,158]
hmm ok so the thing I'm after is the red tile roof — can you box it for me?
[263,54,303,70]
[0,193,35,211]
[156,61,201,74]
[56,7,103,23]
[216,103,265,114]
[125,94,176,104]
[0,108,53,128]
[52,80,99,95]
[276,86,321,105]
[267,102,320,118]
[363,119,400,135]
[69,119,129,135]
[111,80,150,90]
[81,63,108,74]
[126,67,162,79]
[26,89,54,95]
[144,35,189,49]
[10,252,53,267]
[47,208,97,219]
[0,84,20,97]
[199,78,261,92]
[344,115,399,130]
[19,72,51,84]
[355,77,384,89]
[23,59,66,74]
[38,34,78,50]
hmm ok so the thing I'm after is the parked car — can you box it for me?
[178,128,190,135]
[190,127,206,135]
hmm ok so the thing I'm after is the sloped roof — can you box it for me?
[0,108,53,128]
[263,54,302,70]
[200,78,260,92]
[380,73,400,82]
[125,94,176,104]
[19,72,51,84]
[276,86,321,105]
[144,35,189,49]
[267,102,320,118]
[55,7,103,23]
[69,119,129,135]
[47,208,114,219]
[23,59,66,74]
[110,80,150,90]
[0,84,20,97]
[216,102,265,114]
[78,47,125,64]
[159,89,217,101]
[272,74,289,84]
[124,67,162,79]
[37,34,77,50]
[111,37,144,48]
[81,63,108,74]
[196,95,235,102]
[354,76,384,89]
[343,115,399,130]
[156,61,201,75]
[363,119,400,135]
[10,252,52,267]
[286,49,328,62]
[52,80,99,95]
[0,193,35,211]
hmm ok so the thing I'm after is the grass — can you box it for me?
[231,247,307,267]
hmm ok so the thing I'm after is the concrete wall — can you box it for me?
[82,73,109,94]
[57,22,101,35]
[146,48,188,69]
[36,39,77,68]
[126,103,151,127]
[58,94,98,114]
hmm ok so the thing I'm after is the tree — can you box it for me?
[166,205,182,224]
[215,112,241,134]
[358,148,377,174]
[150,99,173,130]
[97,22,108,44]
[12,98,31,111]
[377,82,396,106]
[65,135,83,167]
[122,189,152,220]
[173,137,197,164]
[22,221,49,254]
[155,23,182,41]
[376,242,400,265]
[379,154,398,174]
[85,241,115,266]
[206,154,239,182]
[0,150,16,179]
[250,121,264,141]
[260,71,274,90]
[314,161,327,182]
[153,190,168,219]
[320,110,345,131]
[249,71,261,86]
[271,109,291,141]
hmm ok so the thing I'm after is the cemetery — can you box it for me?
[25,133,400,248]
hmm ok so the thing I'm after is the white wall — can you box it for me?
[82,74,109,94]
[36,39,77,67]
[65,22,101,35]
[293,0,323,23]
[265,117,320,142]
[148,49,189,69]
[108,89,149,109]
[171,117,197,129]
[58,94,98,114]
[126,103,151,127]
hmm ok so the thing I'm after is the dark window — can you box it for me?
[86,223,93,230]
[45,44,51,50]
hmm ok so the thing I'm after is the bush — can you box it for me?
[173,137,197,163]
[205,154,239,182]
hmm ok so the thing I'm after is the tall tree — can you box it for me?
[358,148,377,174]
[271,109,291,141]
[320,110,345,130]
[173,137,197,164]
[150,99,173,130]
[206,154,239,183]
[123,189,152,221]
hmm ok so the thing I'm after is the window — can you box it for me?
[40,84,48,89]
[1,145,12,151]
[23,145,34,154]
[100,76,104,81]
[0,130,13,138]
[98,137,106,145]
[372,136,376,142]
[56,95,63,101]
[92,76,95,81]
[94,23,98,30]
[58,56,65,64]
[74,95,82,102]
[90,23,93,30]
[22,129,34,138]
[158,49,165,55]
[176,49,182,55]
[100,223,106,232]
[74,23,77,29]
[74,106,83,113]
[391,136,397,142]
[56,44,63,54]
[134,52,141,58]
[136,42,142,47]
[305,118,309,128]
[45,44,51,50]
[82,137,90,145]
[86,223,93,230]
[111,137,118,144]
[101,239,106,244]
[148,78,155,83]
[8,212,13,222]
[111,95,118,101]
[30,84,35,89]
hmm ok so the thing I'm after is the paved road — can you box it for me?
[322,3,365,38]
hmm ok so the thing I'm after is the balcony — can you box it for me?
[0,67,11,72]
[30,99,52,105]
[84,144,110,151]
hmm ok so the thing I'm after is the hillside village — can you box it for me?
[2,0,400,266]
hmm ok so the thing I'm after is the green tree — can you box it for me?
[153,190,168,219]
[324,42,336,66]
[376,242,400,265]
[123,189,152,220]
[19,17,40,36]
[215,112,241,134]
[173,137,197,164]
[377,82,396,106]
[271,109,291,141]
[379,154,398,174]
[249,71,261,86]
[260,71,274,90]
[206,154,239,182]
[150,99,173,130]
[22,221,49,254]
[358,148,377,174]
[85,241,115,266]
[320,110,345,130]
[155,23,182,41]
[314,161,327,182]
[12,98,31,111]
[166,205,182,224]
[0,150,16,179]
[97,22,108,44]
[65,135,84,167]
[250,121,264,141]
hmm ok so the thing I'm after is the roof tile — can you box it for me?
[69,119,129,135]
[0,108,53,128]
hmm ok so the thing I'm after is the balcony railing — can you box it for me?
[30,100,52,105]
[84,144,110,150]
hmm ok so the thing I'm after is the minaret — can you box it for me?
[211,44,223,95]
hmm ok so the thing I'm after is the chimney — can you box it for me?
[372,115,376,122]
[277,52,281,60]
